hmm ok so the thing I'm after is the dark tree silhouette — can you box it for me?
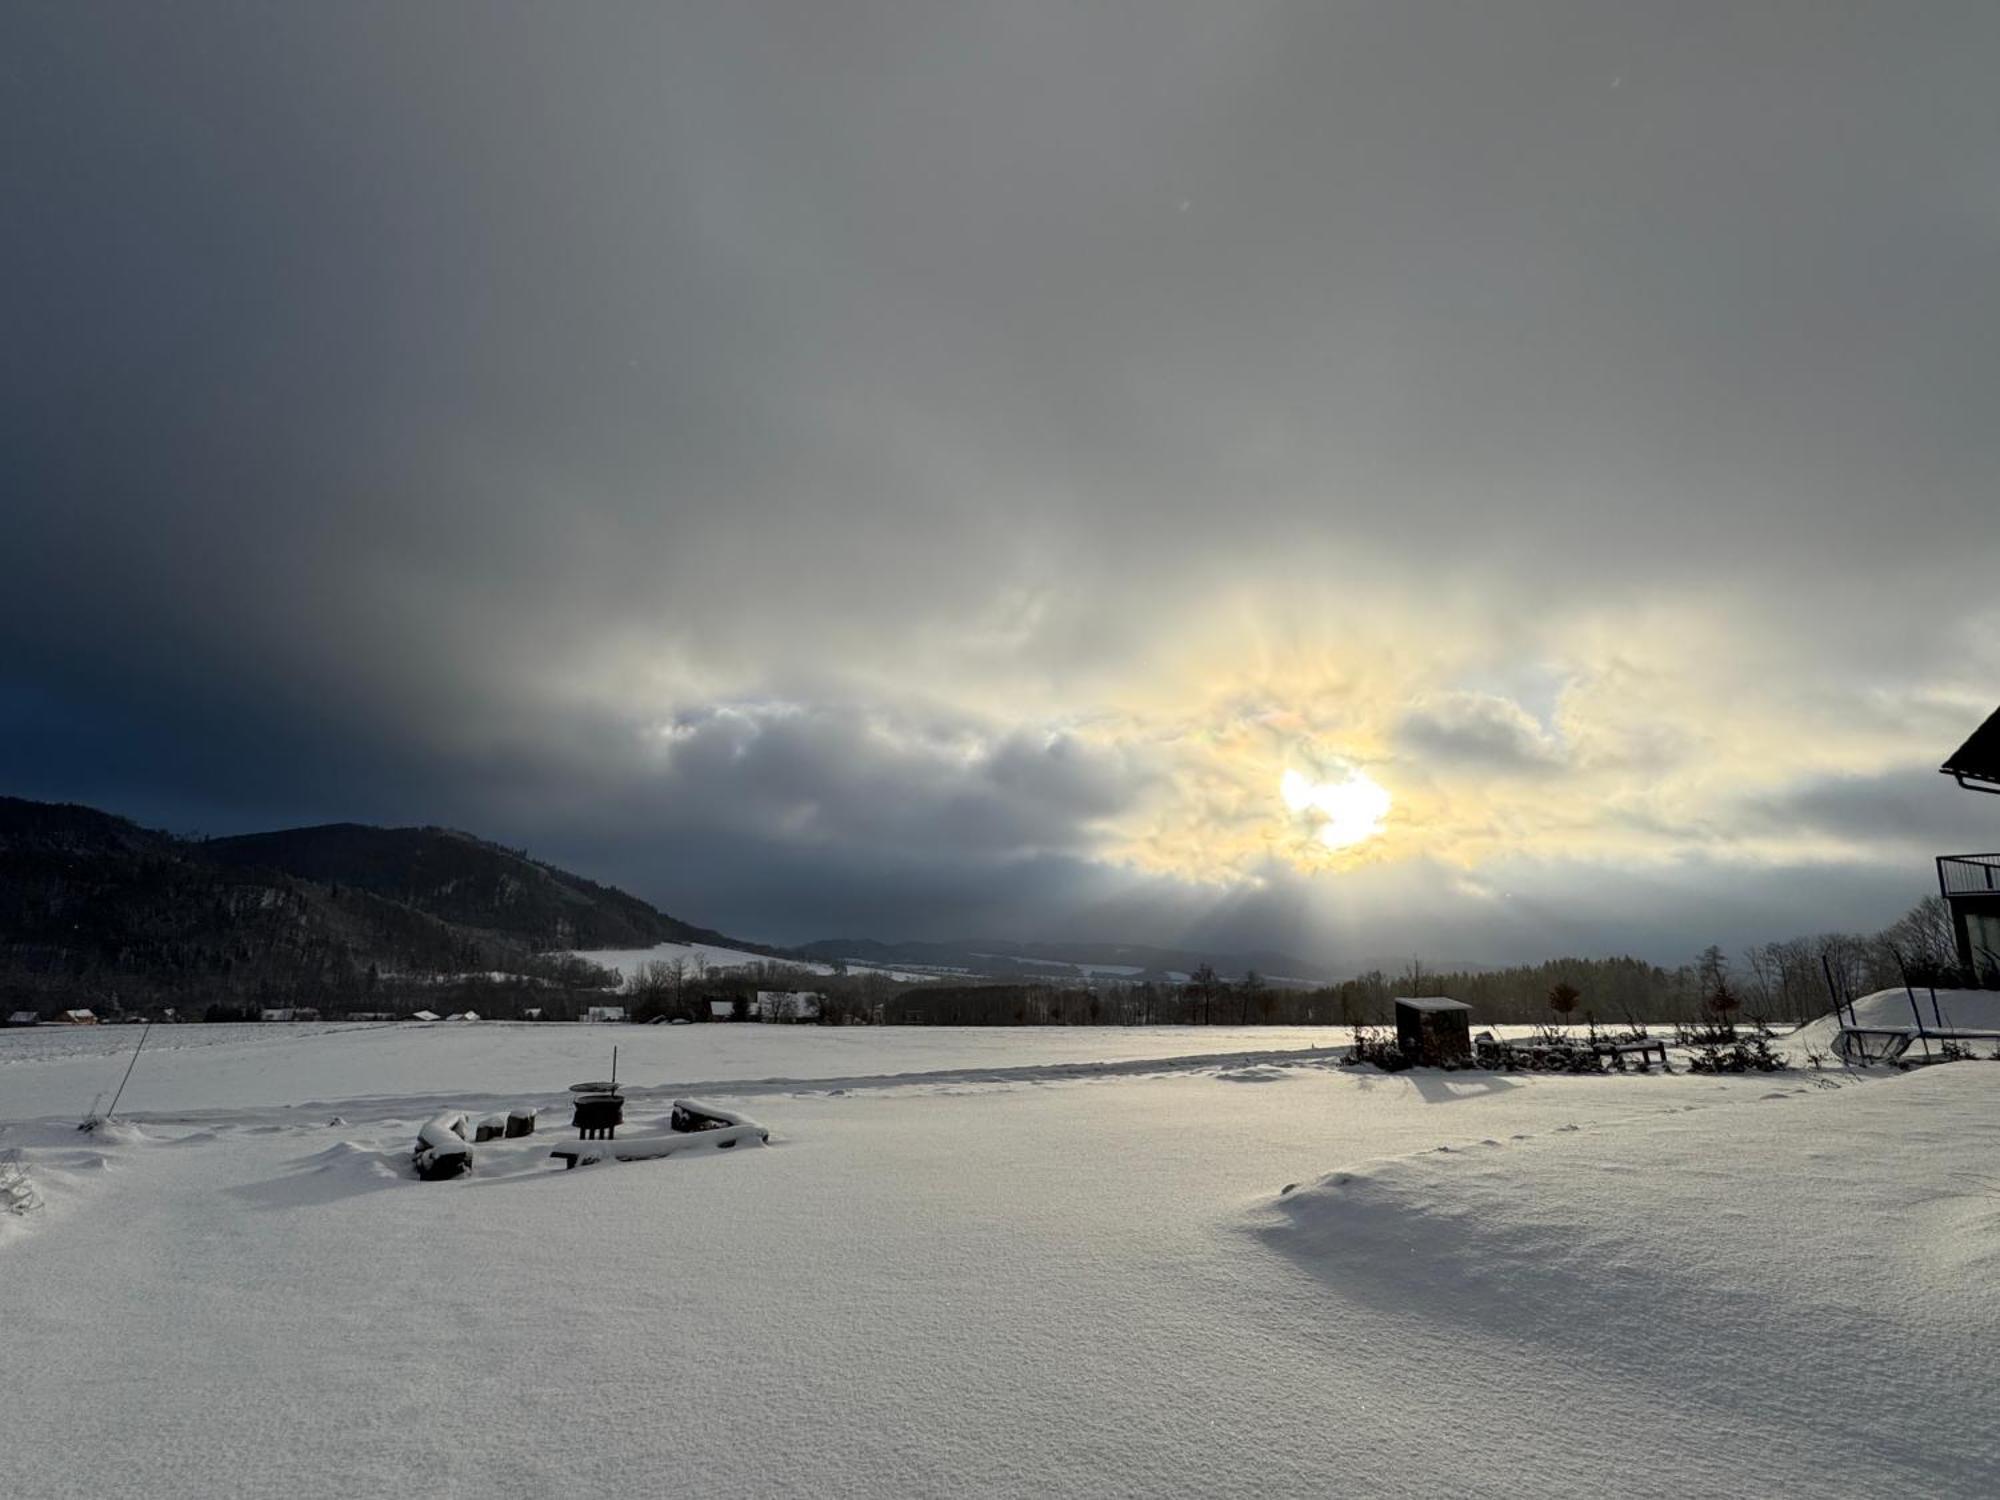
[1547,981,1581,1028]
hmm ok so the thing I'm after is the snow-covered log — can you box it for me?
[413,1112,472,1180]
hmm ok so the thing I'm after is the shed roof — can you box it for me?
[1394,996,1472,1012]
[1943,705,2000,792]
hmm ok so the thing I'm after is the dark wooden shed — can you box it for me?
[1394,997,1473,1066]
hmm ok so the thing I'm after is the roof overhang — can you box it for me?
[1943,706,2000,795]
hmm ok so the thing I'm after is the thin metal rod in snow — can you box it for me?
[106,1019,154,1117]
[1820,953,1858,1030]
[1889,947,1932,1063]
[612,1045,618,1089]
[1929,982,1952,1034]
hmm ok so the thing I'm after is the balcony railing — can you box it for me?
[1938,853,2000,897]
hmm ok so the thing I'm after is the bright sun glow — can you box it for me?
[1280,767,1392,850]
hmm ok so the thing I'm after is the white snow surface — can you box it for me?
[0,1021,1357,1120]
[3,1025,1996,1498]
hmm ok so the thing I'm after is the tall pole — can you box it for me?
[1890,947,1932,1063]
[104,1019,154,1119]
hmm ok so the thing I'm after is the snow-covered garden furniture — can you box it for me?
[550,1100,769,1169]
[1592,1037,1669,1071]
[569,1081,624,1140]
[413,1112,473,1181]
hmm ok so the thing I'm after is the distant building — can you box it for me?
[584,1006,627,1024]
[261,1008,296,1023]
[56,1009,98,1025]
[1938,705,2000,974]
[409,1009,442,1022]
[523,1007,544,1021]
[710,999,737,1021]
[755,990,822,1022]
[5,1011,39,1027]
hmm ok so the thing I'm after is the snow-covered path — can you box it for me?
[4,1033,1994,1498]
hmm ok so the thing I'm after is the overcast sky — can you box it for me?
[5,4,1998,967]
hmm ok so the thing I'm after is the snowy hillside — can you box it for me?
[571,939,939,984]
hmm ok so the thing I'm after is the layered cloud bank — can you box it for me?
[6,5,1997,963]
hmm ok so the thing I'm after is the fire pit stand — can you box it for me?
[569,1081,625,1140]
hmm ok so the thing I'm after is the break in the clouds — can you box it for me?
[4,3,1998,966]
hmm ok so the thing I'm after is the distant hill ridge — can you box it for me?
[202,821,741,953]
[0,797,762,1012]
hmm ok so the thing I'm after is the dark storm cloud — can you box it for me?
[1738,767,1993,854]
[4,3,1997,960]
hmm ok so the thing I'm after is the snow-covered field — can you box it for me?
[3,1023,1995,1498]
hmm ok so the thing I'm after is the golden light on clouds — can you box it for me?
[1048,584,1985,890]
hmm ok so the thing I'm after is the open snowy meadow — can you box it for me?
[4,1022,1996,1499]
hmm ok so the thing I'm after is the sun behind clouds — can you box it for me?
[1280,767,1392,850]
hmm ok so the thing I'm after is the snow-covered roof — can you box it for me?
[1394,996,1472,1012]
[7,1011,39,1024]
[409,1010,441,1022]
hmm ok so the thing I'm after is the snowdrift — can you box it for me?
[1790,987,2000,1055]
[1254,1068,2000,1492]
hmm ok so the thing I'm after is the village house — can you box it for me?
[755,991,823,1022]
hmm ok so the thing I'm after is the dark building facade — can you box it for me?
[1939,706,2000,974]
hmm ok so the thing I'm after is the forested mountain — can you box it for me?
[202,822,743,953]
[0,799,743,1014]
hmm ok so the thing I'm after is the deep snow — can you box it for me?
[3,1025,1994,1498]
[1790,986,2000,1054]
